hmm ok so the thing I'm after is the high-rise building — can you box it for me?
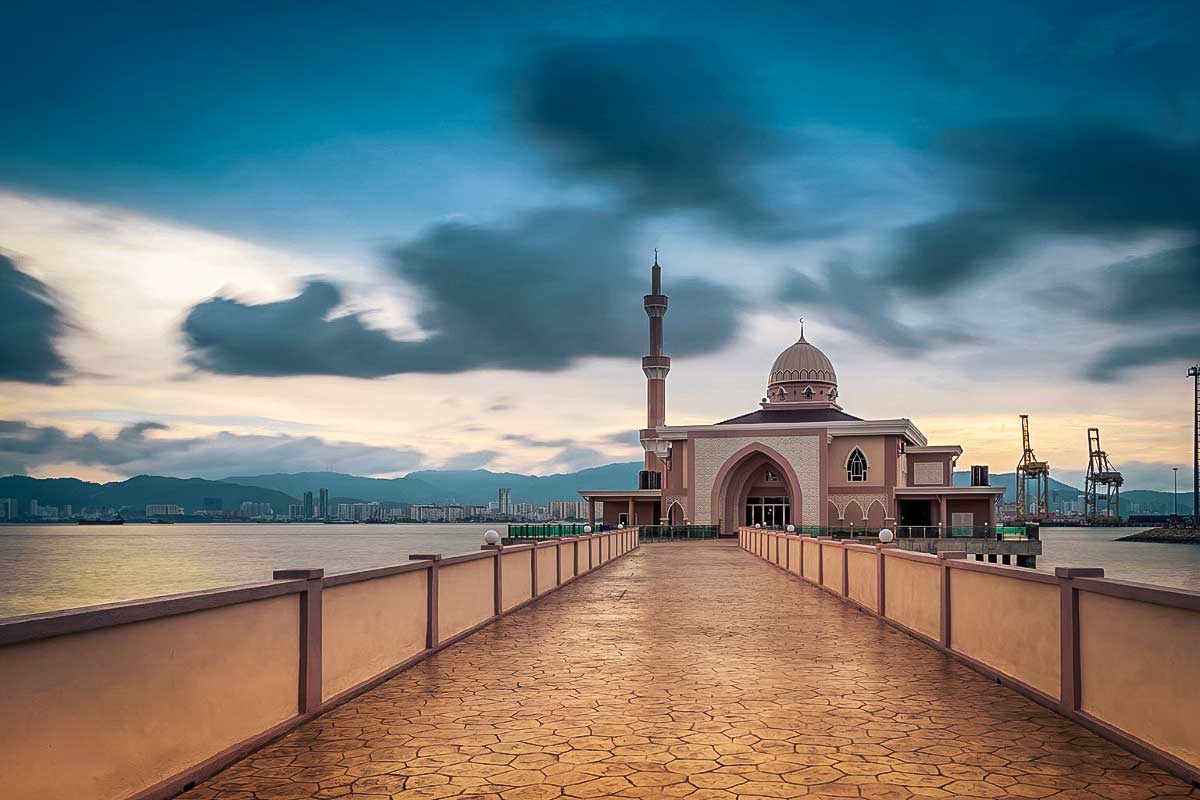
[30,499,39,517]
[318,488,329,519]
[146,504,184,516]
[0,498,16,520]
[498,487,512,515]
[302,491,314,519]
[288,504,304,519]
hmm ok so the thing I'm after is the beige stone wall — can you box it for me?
[535,546,558,595]
[438,557,494,641]
[802,539,820,581]
[788,537,802,575]
[323,571,428,700]
[1079,591,1200,767]
[0,595,298,800]
[821,543,843,592]
[846,549,878,611]
[950,570,1060,699]
[576,538,590,575]
[501,550,533,611]
[883,555,940,640]
[558,541,575,581]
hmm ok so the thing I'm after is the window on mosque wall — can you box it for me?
[803,386,813,400]
[847,448,868,482]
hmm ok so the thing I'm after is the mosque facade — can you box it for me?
[579,259,1004,534]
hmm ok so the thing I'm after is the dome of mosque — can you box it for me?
[767,332,837,388]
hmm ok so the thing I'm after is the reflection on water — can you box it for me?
[1037,527,1199,590]
[1,524,1196,619]
[0,523,492,618]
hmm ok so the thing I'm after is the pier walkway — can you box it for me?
[183,541,1197,800]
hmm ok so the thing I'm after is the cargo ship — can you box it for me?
[78,516,125,526]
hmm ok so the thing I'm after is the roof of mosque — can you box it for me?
[768,332,837,387]
[717,407,862,425]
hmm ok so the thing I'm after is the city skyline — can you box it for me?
[2,2,1199,491]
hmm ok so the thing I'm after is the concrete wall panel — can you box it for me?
[323,571,428,699]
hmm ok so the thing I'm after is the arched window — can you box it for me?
[803,386,813,400]
[847,448,868,482]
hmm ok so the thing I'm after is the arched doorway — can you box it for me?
[712,444,803,534]
[666,500,685,526]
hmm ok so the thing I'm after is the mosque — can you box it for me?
[579,258,1004,534]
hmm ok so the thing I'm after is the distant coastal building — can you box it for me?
[145,504,183,517]
[580,257,1003,533]
[498,487,512,515]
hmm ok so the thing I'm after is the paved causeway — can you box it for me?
[184,541,1199,800]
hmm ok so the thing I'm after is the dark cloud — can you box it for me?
[1077,244,1200,379]
[782,256,970,353]
[0,420,421,478]
[184,208,743,377]
[515,38,810,241]
[886,125,1200,295]
[540,445,610,474]
[0,254,70,384]
[1085,328,1199,382]
[502,434,575,449]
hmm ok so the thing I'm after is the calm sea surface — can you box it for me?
[0,524,1196,619]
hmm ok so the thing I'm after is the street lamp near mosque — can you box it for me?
[1174,467,1179,517]
[1190,365,1200,526]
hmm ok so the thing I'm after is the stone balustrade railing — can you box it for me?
[739,526,1200,786]
[0,528,639,800]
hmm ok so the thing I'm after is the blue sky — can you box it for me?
[1,1,1198,488]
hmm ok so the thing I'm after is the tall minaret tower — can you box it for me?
[642,251,670,471]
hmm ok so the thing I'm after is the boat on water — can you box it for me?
[78,516,125,526]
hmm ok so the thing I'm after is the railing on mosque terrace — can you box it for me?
[507,524,594,538]
[751,524,1037,541]
[638,525,720,542]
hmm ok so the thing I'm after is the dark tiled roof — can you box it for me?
[717,408,863,425]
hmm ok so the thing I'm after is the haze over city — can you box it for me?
[2,1,1199,491]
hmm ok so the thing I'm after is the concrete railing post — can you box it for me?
[481,544,503,616]
[273,568,324,714]
[1056,567,1104,714]
[409,554,442,649]
[876,543,895,617]
[842,545,850,597]
[937,551,967,648]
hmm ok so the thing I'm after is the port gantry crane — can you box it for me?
[1084,427,1124,519]
[1015,414,1050,518]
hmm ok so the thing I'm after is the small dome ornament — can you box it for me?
[878,528,895,544]
[483,529,501,546]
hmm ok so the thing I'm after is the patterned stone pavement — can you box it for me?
[182,541,1199,800]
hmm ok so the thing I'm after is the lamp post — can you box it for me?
[1174,467,1179,517]
[1190,365,1200,527]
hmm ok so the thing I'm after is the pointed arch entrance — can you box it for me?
[711,442,804,534]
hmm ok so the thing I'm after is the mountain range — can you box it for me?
[0,463,1192,517]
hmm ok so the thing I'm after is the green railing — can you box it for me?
[639,525,720,542]
[507,524,591,538]
[748,525,1037,541]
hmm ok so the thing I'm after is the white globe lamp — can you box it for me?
[618,522,625,529]
[583,525,592,534]
[878,528,895,544]
[483,529,501,546]
[786,524,795,533]
[754,523,761,529]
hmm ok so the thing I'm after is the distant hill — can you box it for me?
[952,471,1080,503]
[952,471,1191,516]
[0,474,297,514]
[406,462,643,505]
[222,471,442,505]
[227,463,643,506]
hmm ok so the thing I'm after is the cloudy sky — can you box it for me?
[1,1,1198,489]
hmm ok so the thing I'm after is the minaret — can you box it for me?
[642,251,670,470]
